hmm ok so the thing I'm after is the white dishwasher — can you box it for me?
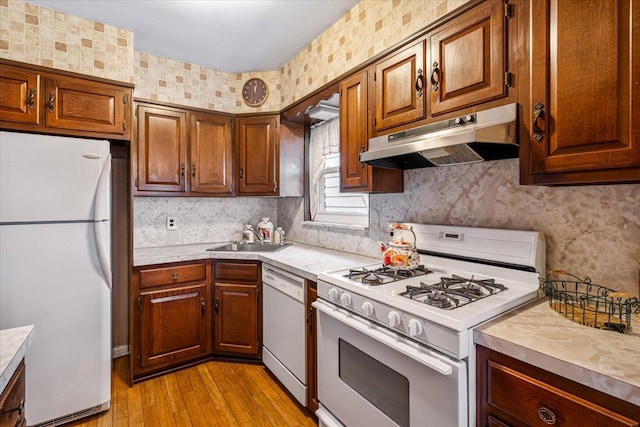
[262,264,307,406]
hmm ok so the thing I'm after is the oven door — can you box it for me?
[313,299,467,427]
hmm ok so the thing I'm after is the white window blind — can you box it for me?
[309,118,369,227]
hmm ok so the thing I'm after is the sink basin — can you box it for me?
[207,242,292,252]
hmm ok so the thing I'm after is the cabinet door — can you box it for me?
[525,0,640,184]
[374,41,425,131]
[340,70,370,190]
[306,282,319,413]
[138,284,210,371]
[236,115,279,196]
[136,104,188,192]
[0,361,25,427]
[44,75,130,137]
[190,112,234,195]
[0,64,40,125]
[213,283,259,356]
[428,0,507,116]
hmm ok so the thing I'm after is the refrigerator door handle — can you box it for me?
[94,153,112,289]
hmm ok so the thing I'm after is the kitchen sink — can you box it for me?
[207,242,292,252]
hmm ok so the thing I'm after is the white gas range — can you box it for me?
[313,224,545,427]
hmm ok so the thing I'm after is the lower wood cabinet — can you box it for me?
[306,280,319,413]
[0,361,26,427]
[476,345,640,426]
[131,260,212,381]
[213,260,262,358]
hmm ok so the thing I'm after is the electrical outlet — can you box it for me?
[166,216,177,230]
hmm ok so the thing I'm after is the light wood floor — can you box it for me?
[65,357,317,427]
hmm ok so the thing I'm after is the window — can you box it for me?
[309,117,369,227]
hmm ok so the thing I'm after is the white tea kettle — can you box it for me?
[378,223,420,269]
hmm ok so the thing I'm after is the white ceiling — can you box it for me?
[27,0,360,73]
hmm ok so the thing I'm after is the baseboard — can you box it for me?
[112,345,129,359]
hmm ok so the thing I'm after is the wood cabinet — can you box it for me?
[520,0,640,185]
[134,102,234,195]
[212,260,261,358]
[235,115,280,196]
[427,0,508,116]
[0,61,132,140]
[373,41,426,132]
[131,260,212,381]
[306,280,319,413]
[339,69,403,193]
[0,361,26,427]
[476,345,640,426]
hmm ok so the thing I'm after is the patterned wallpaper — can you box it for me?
[0,0,134,83]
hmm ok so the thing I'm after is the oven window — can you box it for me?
[339,339,409,427]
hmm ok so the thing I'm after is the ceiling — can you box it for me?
[27,0,360,73]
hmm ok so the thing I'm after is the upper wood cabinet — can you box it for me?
[521,0,640,185]
[0,65,40,125]
[189,112,234,194]
[134,102,234,195]
[0,61,132,140]
[427,0,508,116]
[340,69,403,193]
[136,104,187,193]
[236,115,280,196]
[373,41,426,132]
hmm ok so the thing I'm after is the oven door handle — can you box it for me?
[313,300,453,376]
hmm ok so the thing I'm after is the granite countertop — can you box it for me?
[475,299,640,406]
[0,325,34,395]
[134,241,378,282]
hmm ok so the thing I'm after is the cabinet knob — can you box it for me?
[214,297,220,314]
[48,91,55,113]
[27,88,36,110]
[201,298,205,315]
[537,407,556,424]
[171,273,178,281]
[533,102,545,142]
[180,163,185,177]
[0,399,24,416]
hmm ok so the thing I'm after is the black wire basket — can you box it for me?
[539,271,640,333]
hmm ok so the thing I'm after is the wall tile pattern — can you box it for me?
[278,159,640,296]
[0,0,134,82]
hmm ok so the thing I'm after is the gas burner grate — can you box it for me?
[401,274,507,310]
[345,265,433,285]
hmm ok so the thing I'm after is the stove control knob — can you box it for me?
[340,293,352,306]
[387,311,402,328]
[407,319,423,337]
[362,301,374,317]
[328,288,339,302]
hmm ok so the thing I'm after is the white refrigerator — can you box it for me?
[0,131,112,426]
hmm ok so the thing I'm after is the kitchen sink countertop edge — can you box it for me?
[0,324,34,395]
[474,299,640,406]
[133,242,377,282]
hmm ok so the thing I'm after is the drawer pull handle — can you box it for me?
[214,297,220,314]
[430,62,440,92]
[27,88,36,110]
[171,273,178,281]
[0,399,24,415]
[201,298,205,315]
[538,407,556,424]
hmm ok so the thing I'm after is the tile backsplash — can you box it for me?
[133,197,278,248]
[278,159,640,296]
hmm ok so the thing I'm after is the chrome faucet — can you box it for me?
[248,227,264,243]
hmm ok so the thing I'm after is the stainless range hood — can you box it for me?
[361,103,518,169]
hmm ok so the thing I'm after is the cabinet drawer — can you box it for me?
[488,361,637,427]
[139,262,207,289]
[0,361,26,427]
[214,261,260,282]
